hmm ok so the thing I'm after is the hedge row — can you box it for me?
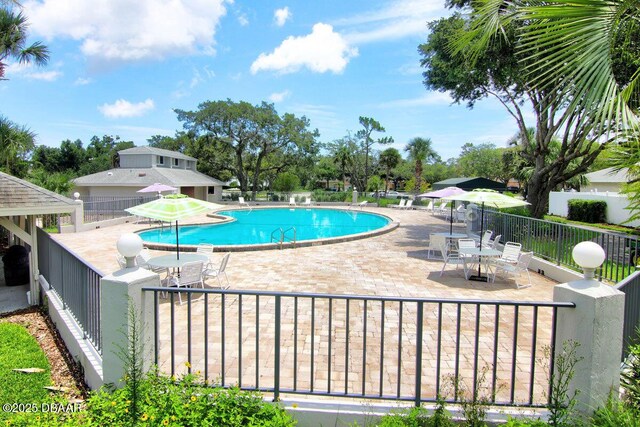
[567,199,607,224]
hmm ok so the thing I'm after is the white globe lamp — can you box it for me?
[116,233,143,268]
[572,241,606,280]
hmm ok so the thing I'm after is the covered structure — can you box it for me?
[0,172,81,305]
[432,177,507,192]
[581,167,630,193]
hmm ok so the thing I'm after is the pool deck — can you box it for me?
[52,206,560,404]
[53,206,557,300]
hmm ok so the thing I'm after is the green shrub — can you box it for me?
[500,417,548,426]
[591,394,640,427]
[567,200,607,224]
[621,329,640,411]
[378,398,454,427]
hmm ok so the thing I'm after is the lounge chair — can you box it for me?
[349,200,368,210]
[491,251,533,288]
[238,196,249,207]
[303,196,313,207]
[289,197,297,206]
[435,202,448,216]
[164,261,204,305]
[203,253,231,289]
[401,199,414,210]
[391,199,406,209]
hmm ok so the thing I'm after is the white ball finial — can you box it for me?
[116,233,143,268]
[73,192,80,199]
[572,241,605,280]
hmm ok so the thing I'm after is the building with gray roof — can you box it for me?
[72,147,224,201]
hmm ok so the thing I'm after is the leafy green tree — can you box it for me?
[175,99,319,199]
[332,143,353,191]
[379,147,402,192]
[0,5,49,79]
[419,3,611,217]
[314,156,339,189]
[367,175,383,193]
[356,116,393,191]
[0,116,34,177]
[456,142,504,181]
[272,171,300,194]
[27,169,73,195]
[80,135,134,175]
[404,137,438,194]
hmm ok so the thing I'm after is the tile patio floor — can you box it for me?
[53,206,561,405]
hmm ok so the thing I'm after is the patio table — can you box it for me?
[147,253,209,270]
[458,247,502,282]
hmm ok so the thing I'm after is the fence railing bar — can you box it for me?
[187,294,192,375]
[256,295,260,389]
[204,293,209,383]
[510,306,519,404]
[294,296,298,391]
[472,303,480,398]
[238,294,243,388]
[362,299,368,396]
[274,295,281,401]
[414,301,424,407]
[379,301,385,397]
[221,294,226,385]
[170,292,175,377]
[311,297,316,393]
[396,301,403,399]
[492,305,499,399]
[436,302,443,398]
[454,303,461,400]
[328,298,333,394]
[529,306,539,405]
[345,299,350,394]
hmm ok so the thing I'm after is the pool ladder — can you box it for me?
[270,226,297,249]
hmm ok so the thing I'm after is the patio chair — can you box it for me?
[488,242,522,276]
[435,202,448,216]
[424,200,434,213]
[238,196,249,207]
[426,233,446,260]
[289,196,297,206]
[492,251,533,288]
[349,201,368,210]
[196,243,214,261]
[457,238,480,273]
[136,248,169,276]
[402,199,414,210]
[303,196,313,207]
[202,252,230,289]
[164,261,204,305]
[391,199,406,209]
[474,230,493,248]
[438,241,471,278]
[484,234,502,249]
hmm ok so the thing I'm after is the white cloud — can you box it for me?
[251,23,358,74]
[98,98,155,118]
[274,7,291,27]
[269,90,290,103]
[4,62,62,81]
[381,92,453,108]
[238,14,249,26]
[24,0,228,63]
[74,77,92,85]
[335,0,447,44]
[27,70,63,81]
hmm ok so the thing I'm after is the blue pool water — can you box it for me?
[137,208,390,246]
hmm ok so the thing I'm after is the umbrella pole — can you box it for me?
[449,201,454,235]
[176,220,180,260]
[469,202,487,282]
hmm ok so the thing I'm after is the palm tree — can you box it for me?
[404,137,437,194]
[0,7,49,79]
[379,147,402,193]
[333,145,352,191]
[0,116,35,177]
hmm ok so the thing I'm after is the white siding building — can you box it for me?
[72,147,224,201]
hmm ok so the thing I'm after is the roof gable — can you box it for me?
[0,172,78,215]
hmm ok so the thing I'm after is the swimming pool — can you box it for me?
[137,208,392,247]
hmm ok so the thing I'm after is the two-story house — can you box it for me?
[72,146,224,201]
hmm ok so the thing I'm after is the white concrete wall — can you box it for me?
[549,191,640,227]
[581,182,621,193]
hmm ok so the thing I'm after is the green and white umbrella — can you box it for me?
[442,189,530,281]
[125,194,223,258]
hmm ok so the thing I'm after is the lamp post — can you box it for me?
[116,233,143,268]
[572,241,606,280]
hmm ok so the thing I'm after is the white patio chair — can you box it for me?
[135,248,169,276]
[203,253,230,289]
[289,196,297,206]
[116,254,127,269]
[488,242,522,276]
[238,196,249,207]
[424,200,434,213]
[457,238,480,273]
[391,199,406,209]
[492,251,533,288]
[164,261,204,305]
[439,241,471,278]
[485,234,502,249]
[474,230,493,248]
[349,200,368,210]
[196,243,215,261]
[402,199,414,210]
[435,202,448,217]
[426,234,446,260]
[303,196,313,207]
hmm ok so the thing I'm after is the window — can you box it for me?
[158,156,164,165]
[173,158,179,167]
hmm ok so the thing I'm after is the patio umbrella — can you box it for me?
[442,189,530,281]
[418,186,467,234]
[137,183,177,194]
[125,194,223,259]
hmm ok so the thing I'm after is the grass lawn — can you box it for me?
[0,322,52,422]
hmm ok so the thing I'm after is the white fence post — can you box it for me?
[553,242,625,416]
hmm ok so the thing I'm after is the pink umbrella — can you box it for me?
[137,183,177,194]
[418,187,468,234]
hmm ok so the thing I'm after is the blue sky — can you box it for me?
[0,0,529,161]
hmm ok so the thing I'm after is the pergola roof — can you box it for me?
[0,171,79,216]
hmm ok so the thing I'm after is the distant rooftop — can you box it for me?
[584,167,630,183]
[73,167,224,187]
[119,146,196,161]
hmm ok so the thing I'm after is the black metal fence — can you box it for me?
[482,210,639,283]
[143,287,574,408]
[80,195,157,224]
[616,270,640,360]
[36,228,104,353]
